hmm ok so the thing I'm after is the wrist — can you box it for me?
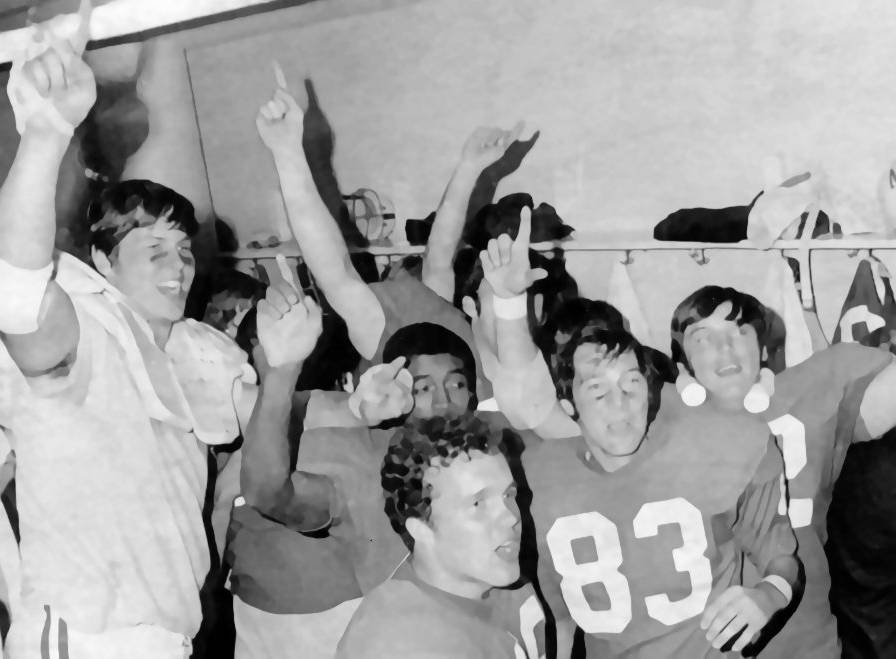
[492,293,528,320]
[455,160,482,179]
[262,361,303,383]
[20,127,71,154]
[758,576,791,610]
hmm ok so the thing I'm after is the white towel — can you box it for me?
[761,255,814,367]
[607,259,652,347]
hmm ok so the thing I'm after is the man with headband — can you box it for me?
[0,7,255,658]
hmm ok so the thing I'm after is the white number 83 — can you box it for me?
[545,497,712,634]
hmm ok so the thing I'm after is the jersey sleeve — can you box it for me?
[820,343,893,443]
[733,436,798,575]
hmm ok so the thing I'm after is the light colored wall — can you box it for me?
[187,0,896,249]
[3,0,896,339]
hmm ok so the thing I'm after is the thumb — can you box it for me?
[526,268,548,285]
[461,296,479,320]
[381,356,407,380]
[274,87,302,115]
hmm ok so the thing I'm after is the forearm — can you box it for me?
[271,149,383,358]
[496,315,540,366]
[241,363,301,508]
[422,162,480,300]
[758,554,802,610]
[554,617,576,659]
[242,364,335,529]
[273,149,355,294]
[0,130,69,268]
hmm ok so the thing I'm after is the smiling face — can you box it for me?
[682,301,762,408]
[408,353,472,420]
[571,343,649,458]
[102,217,195,323]
[424,450,521,593]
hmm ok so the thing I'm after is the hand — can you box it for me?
[255,62,304,153]
[460,122,524,171]
[349,357,414,426]
[479,207,547,299]
[16,0,96,136]
[256,255,322,369]
[700,585,782,652]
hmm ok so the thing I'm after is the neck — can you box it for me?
[706,392,744,413]
[410,552,489,600]
[148,317,175,348]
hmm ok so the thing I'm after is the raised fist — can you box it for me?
[256,255,322,369]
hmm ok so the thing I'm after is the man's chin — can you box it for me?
[486,565,520,589]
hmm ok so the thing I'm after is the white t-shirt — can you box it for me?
[5,254,249,637]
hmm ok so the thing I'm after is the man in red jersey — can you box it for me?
[669,285,896,658]
[337,414,546,659]
[478,220,800,658]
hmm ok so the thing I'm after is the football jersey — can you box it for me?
[228,391,407,614]
[365,269,490,397]
[336,561,547,659]
[742,342,894,658]
[523,401,794,658]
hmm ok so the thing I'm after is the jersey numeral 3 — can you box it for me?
[545,497,712,634]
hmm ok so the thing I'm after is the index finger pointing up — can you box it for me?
[514,206,533,252]
[275,253,303,299]
[273,60,288,91]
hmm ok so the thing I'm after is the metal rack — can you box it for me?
[231,233,896,310]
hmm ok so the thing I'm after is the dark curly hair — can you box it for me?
[382,414,509,551]
[87,179,199,260]
[670,286,769,374]
[553,326,662,427]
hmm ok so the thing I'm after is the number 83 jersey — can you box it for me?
[522,401,796,658]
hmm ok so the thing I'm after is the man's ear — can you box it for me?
[559,399,576,417]
[405,517,434,549]
[91,246,113,278]
[761,345,769,363]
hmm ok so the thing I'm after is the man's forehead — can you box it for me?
[686,301,741,334]
[91,204,186,241]
[150,218,189,241]
[428,451,510,499]
[409,353,464,374]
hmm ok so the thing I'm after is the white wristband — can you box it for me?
[761,574,793,605]
[492,294,527,320]
[0,258,53,334]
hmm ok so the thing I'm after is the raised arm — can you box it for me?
[256,75,384,360]
[422,123,523,301]
[241,258,335,532]
[858,359,896,439]
[478,208,579,438]
[0,6,95,374]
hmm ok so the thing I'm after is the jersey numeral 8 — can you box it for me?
[545,497,712,634]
